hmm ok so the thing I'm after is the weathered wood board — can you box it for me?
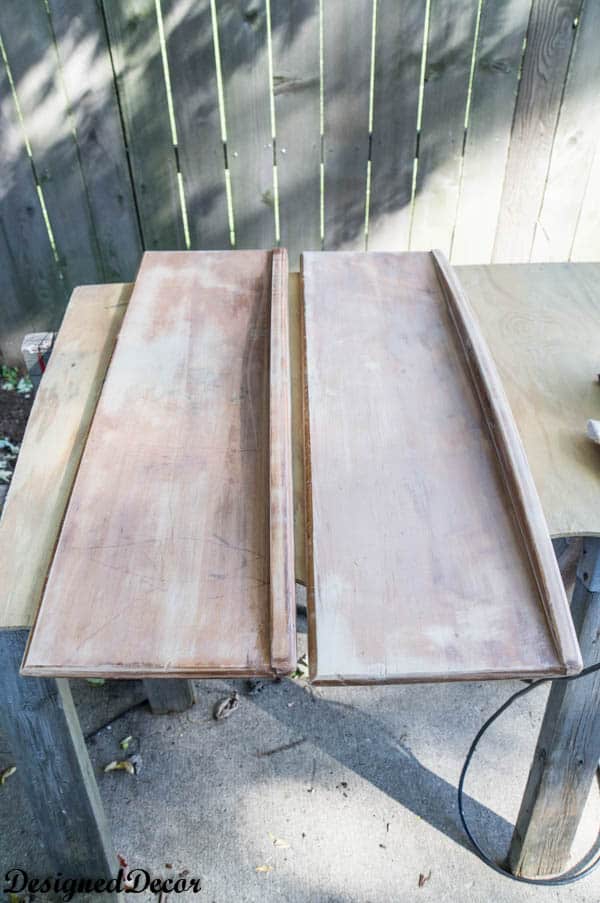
[302,251,581,684]
[23,250,295,678]
[0,283,131,630]
[457,263,600,539]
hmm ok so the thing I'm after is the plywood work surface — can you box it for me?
[457,263,600,539]
[23,250,295,677]
[302,251,578,684]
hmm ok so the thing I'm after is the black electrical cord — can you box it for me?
[458,661,600,886]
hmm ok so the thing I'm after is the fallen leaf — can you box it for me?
[255,865,273,873]
[120,735,134,751]
[104,759,136,775]
[213,691,239,721]
[0,765,16,785]
[291,654,309,680]
[268,831,290,849]
[418,871,431,888]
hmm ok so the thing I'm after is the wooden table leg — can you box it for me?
[508,537,600,877]
[143,679,195,714]
[0,629,118,880]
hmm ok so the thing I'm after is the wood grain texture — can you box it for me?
[530,0,600,262]
[322,0,372,250]
[451,0,532,264]
[216,0,275,248]
[493,0,581,262]
[161,0,230,250]
[457,262,600,539]
[0,284,131,629]
[46,0,143,280]
[24,251,295,678]
[409,0,479,255]
[0,0,103,286]
[302,251,580,684]
[0,47,66,364]
[289,273,306,584]
[271,0,321,266]
[101,0,185,251]
[0,630,119,880]
[509,539,600,877]
[367,0,425,252]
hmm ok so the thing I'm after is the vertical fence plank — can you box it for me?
[102,0,185,250]
[0,0,104,288]
[217,0,275,248]
[0,36,65,363]
[571,143,600,261]
[46,0,142,280]
[271,0,320,267]
[367,0,426,252]
[451,0,532,264]
[530,2,600,262]
[493,0,581,262]
[410,0,479,255]
[162,0,229,250]
[322,0,372,250]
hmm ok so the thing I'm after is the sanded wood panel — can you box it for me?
[493,0,581,262]
[530,0,600,262]
[102,0,185,251]
[457,262,600,539]
[368,0,425,251]
[24,251,295,678]
[302,251,580,684]
[271,0,321,266]
[451,0,532,264]
[0,284,132,629]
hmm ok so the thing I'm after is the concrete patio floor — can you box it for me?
[1,596,600,902]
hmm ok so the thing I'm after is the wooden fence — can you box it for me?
[1,0,599,361]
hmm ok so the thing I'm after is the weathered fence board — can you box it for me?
[271,0,321,266]
[367,0,425,252]
[410,0,479,256]
[0,0,103,287]
[0,23,66,363]
[451,0,532,264]
[493,0,581,262]
[101,0,185,251]
[216,0,275,248]
[322,0,372,250]
[531,1,600,262]
[46,0,142,280]
[161,0,229,250]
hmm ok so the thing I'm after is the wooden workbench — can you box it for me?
[0,260,598,880]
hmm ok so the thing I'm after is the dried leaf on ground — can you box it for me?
[0,765,16,785]
[418,871,431,888]
[268,832,290,849]
[104,759,136,775]
[291,654,309,680]
[213,691,239,721]
[255,865,273,873]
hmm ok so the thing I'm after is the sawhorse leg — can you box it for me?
[143,679,195,714]
[508,537,600,876]
[0,629,119,881]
